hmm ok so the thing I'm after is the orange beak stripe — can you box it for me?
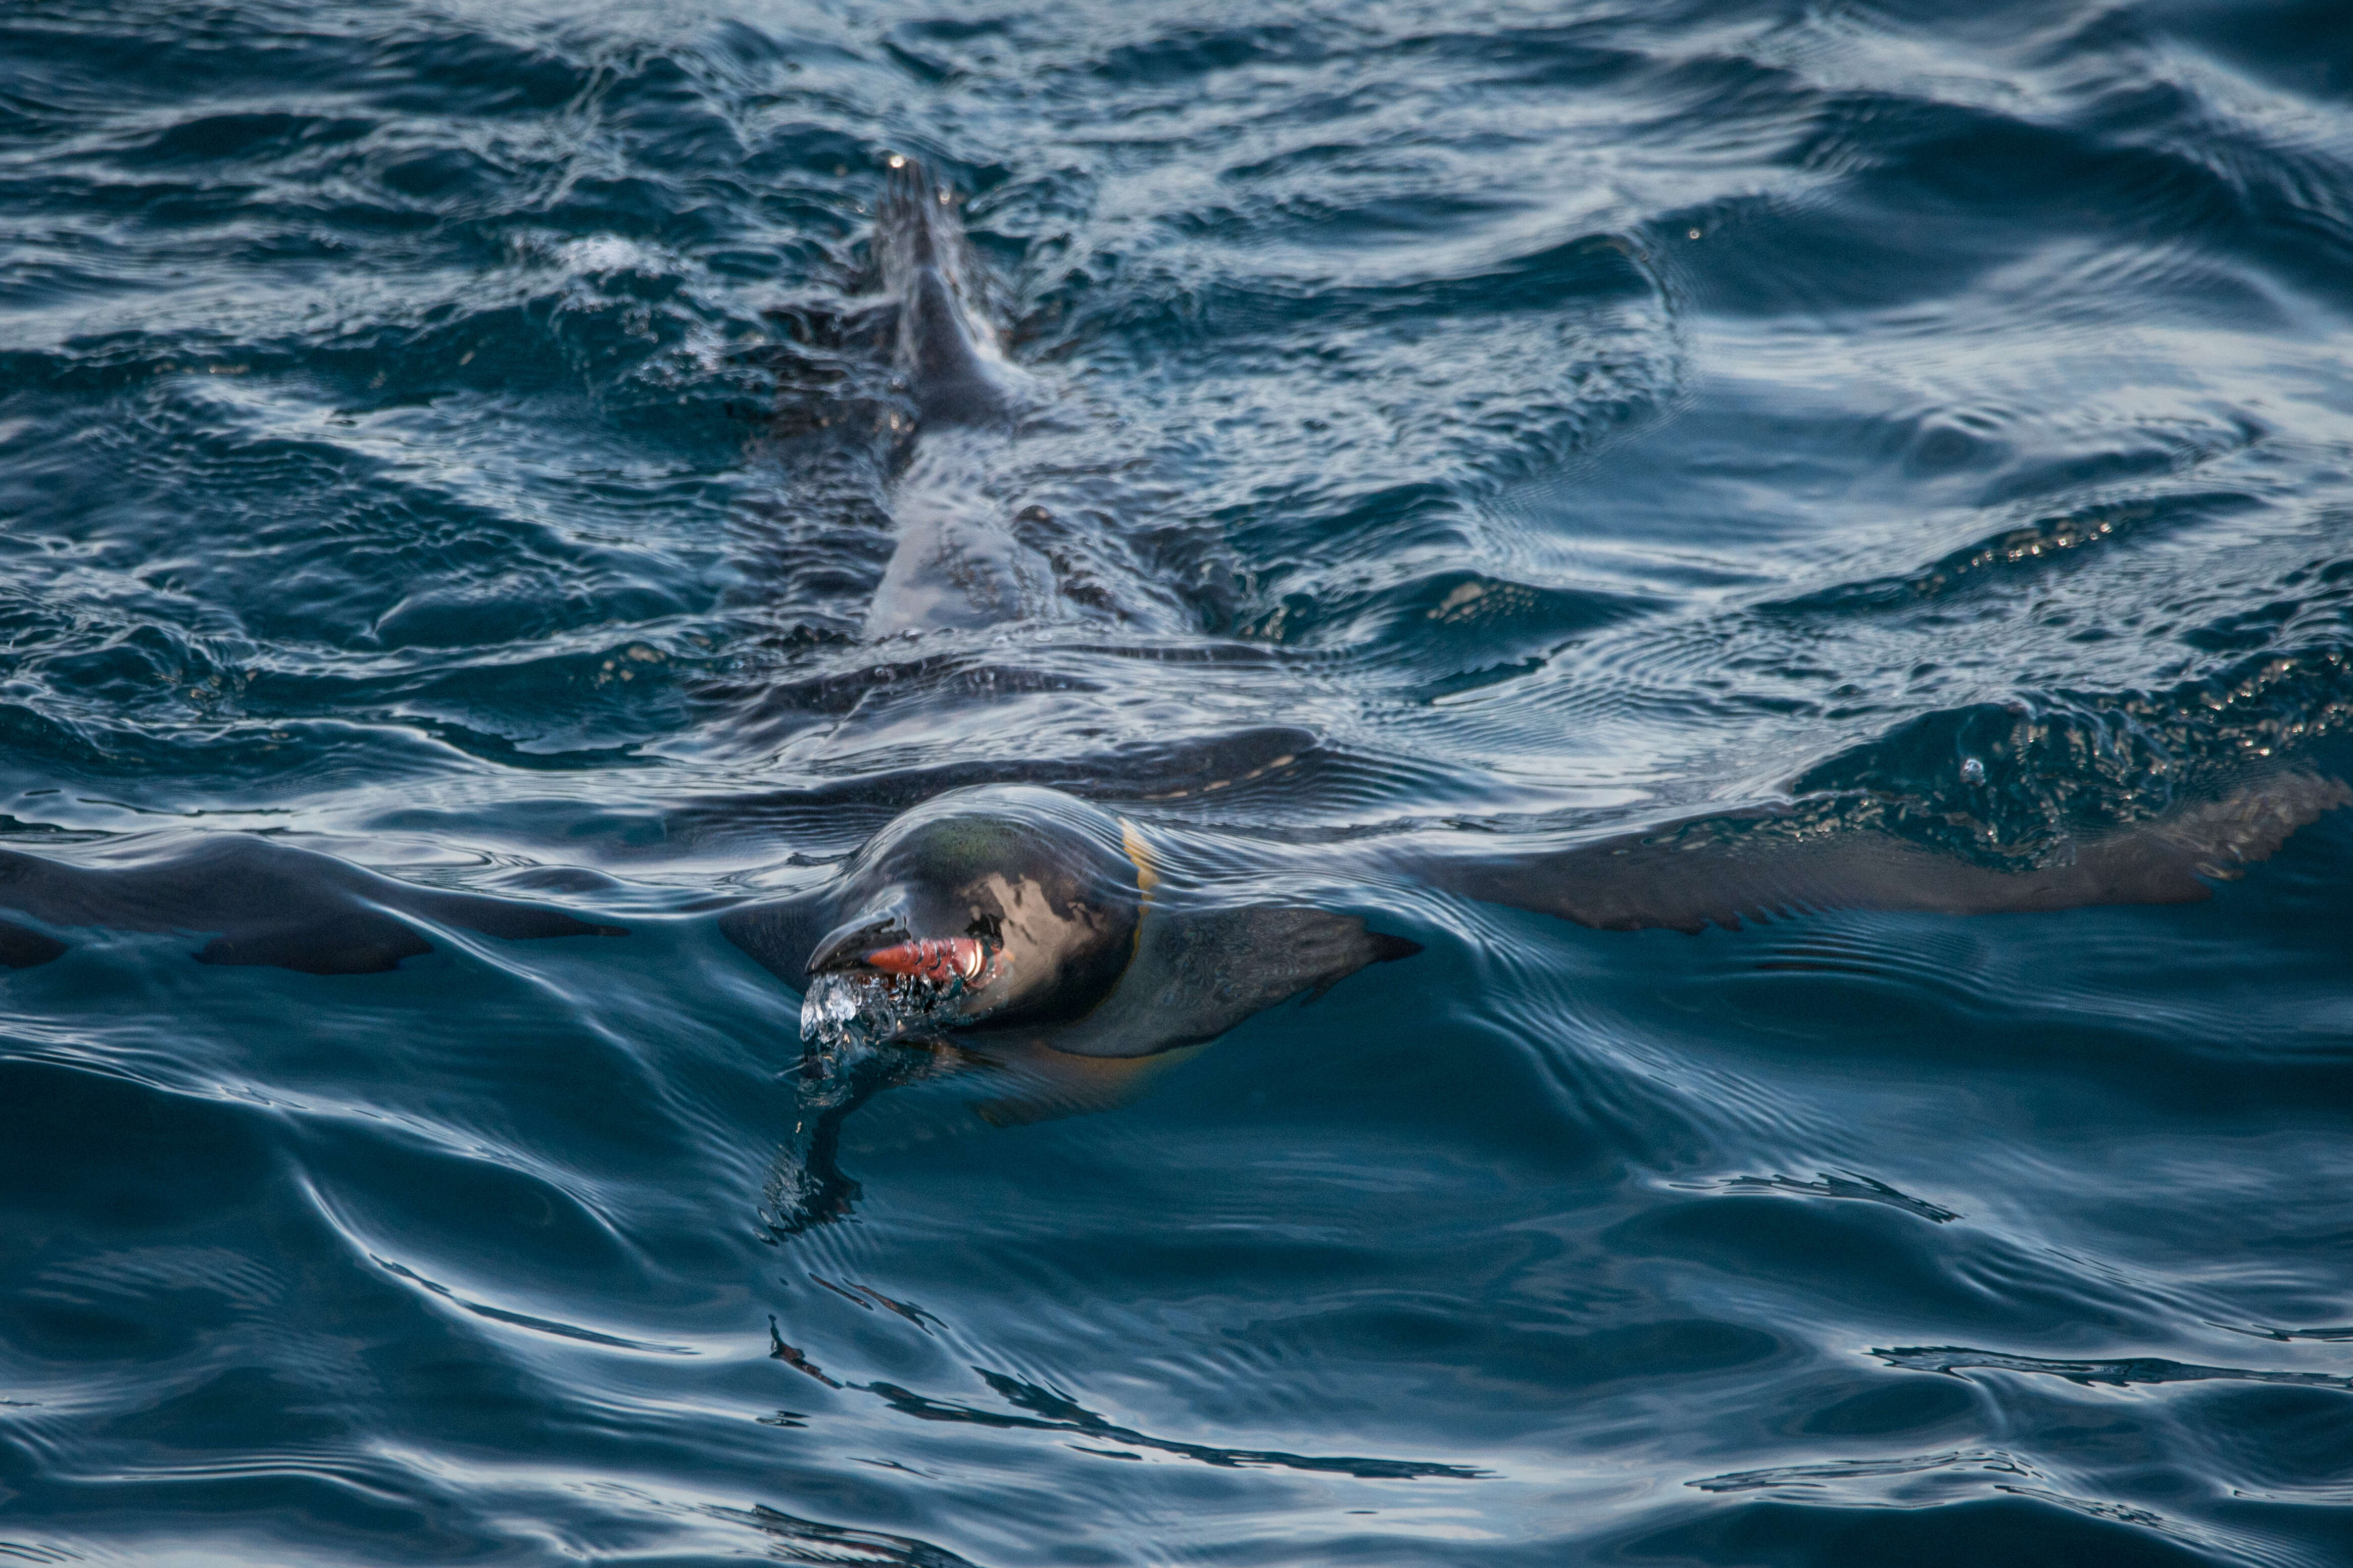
[863,936,986,984]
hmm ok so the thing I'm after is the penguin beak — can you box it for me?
[862,936,987,984]
[807,914,988,986]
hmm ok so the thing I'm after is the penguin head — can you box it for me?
[803,786,1144,1032]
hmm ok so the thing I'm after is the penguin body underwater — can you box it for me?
[0,158,2347,1122]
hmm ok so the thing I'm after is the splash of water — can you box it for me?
[797,969,971,1105]
[761,969,980,1234]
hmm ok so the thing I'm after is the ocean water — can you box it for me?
[6,1,2353,1562]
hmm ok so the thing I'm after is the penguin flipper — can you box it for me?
[0,836,624,976]
[1423,773,2350,934]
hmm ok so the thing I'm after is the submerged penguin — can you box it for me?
[719,787,1417,1058]
[2,157,2347,1140]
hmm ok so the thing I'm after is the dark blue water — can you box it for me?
[8,2,2353,1562]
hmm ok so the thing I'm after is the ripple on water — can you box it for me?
[8,1,2353,1564]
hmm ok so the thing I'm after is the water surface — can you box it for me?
[7,1,2353,1562]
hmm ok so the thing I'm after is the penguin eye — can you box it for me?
[964,912,1003,945]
